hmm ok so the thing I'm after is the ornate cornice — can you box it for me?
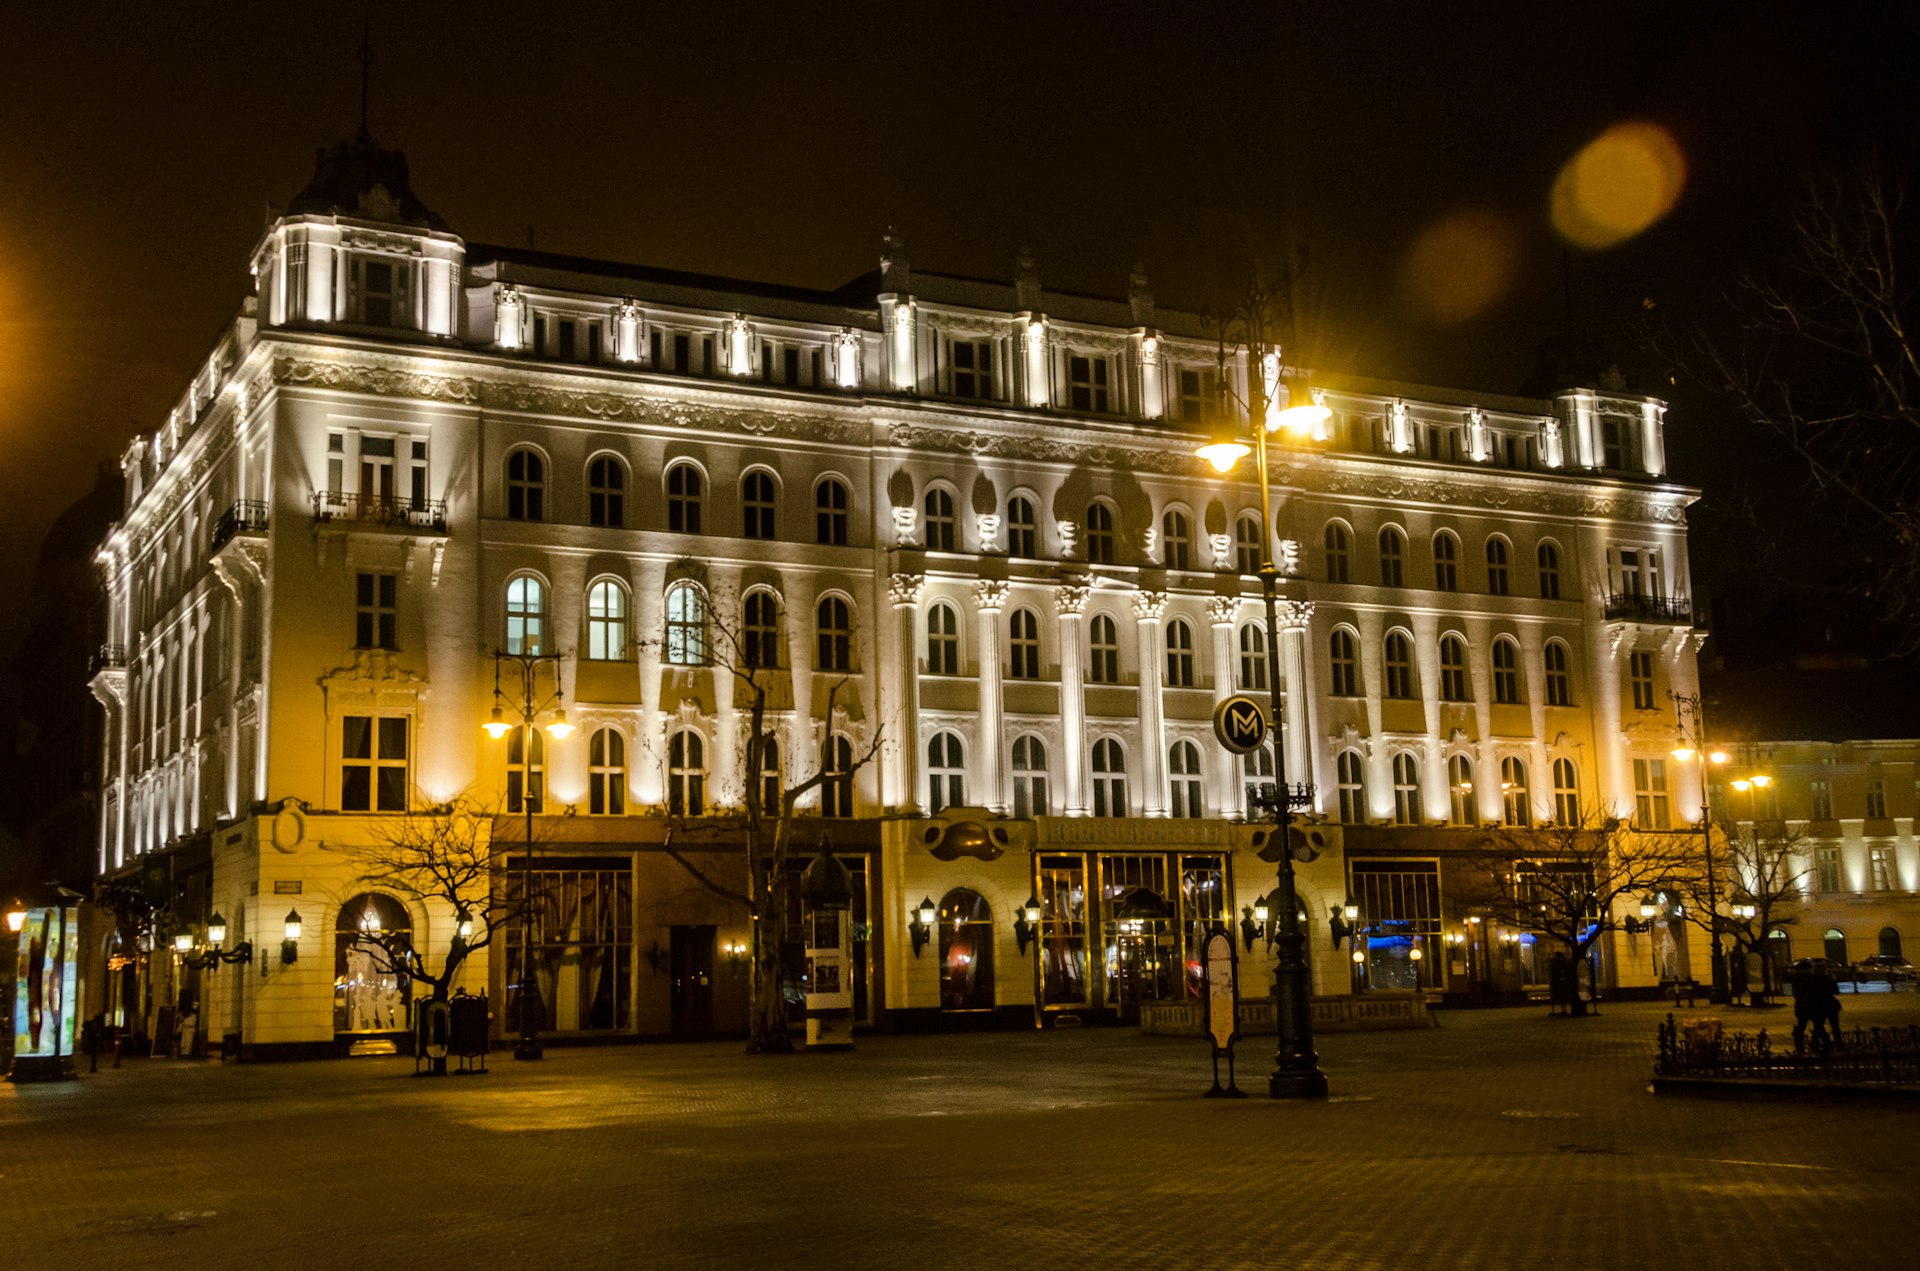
[885,422,1199,476]
[1289,460,1691,525]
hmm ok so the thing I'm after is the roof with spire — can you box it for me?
[283,130,451,231]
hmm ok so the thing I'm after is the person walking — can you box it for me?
[1790,962,1816,1051]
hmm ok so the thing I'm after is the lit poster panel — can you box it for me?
[13,907,78,1060]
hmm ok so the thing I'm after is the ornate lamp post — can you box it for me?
[1670,692,1767,1006]
[1196,279,1329,1099]
[484,649,574,1061]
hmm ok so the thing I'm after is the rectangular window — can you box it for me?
[341,714,408,812]
[673,333,690,373]
[1866,779,1887,819]
[408,439,429,509]
[587,324,602,363]
[327,431,345,495]
[811,349,823,387]
[1816,845,1841,893]
[783,346,801,386]
[761,343,774,382]
[1811,779,1832,820]
[1349,861,1441,992]
[359,435,396,501]
[1869,844,1894,891]
[650,329,662,366]
[701,336,714,375]
[1628,650,1655,710]
[1068,355,1110,413]
[355,572,397,650]
[558,320,577,361]
[1633,757,1670,830]
[951,339,993,399]
[360,259,397,326]
[533,315,548,356]
[1178,369,1205,421]
[1038,856,1089,1005]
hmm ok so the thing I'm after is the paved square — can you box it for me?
[7,996,1918,1269]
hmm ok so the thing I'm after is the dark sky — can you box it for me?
[1,3,1914,662]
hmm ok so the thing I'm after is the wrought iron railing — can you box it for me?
[312,491,449,533]
[1604,593,1693,624]
[1655,1013,1920,1085]
[210,499,270,552]
[91,644,128,675]
[1247,782,1317,814]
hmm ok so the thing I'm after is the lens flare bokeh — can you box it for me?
[1397,209,1518,325]
[1551,121,1686,249]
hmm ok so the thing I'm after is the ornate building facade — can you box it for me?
[92,134,1712,1054]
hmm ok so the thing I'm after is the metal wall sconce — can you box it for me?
[1013,895,1041,955]
[180,912,253,973]
[723,939,749,972]
[1625,896,1659,937]
[1330,901,1360,950]
[273,909,302,974]
[1239,903,1264,952]
[908,896,936,957]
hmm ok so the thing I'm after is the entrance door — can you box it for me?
[670,925,715,1037]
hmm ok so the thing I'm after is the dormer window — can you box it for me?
[1178,369,1208,421]
[355,258,405,327]
[1069,355,1110,413]
[950,339,994,400]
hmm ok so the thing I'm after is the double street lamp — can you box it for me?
[1195,283,1330,1100]
[484,648,574,1061]
[1670,691,1769,1006]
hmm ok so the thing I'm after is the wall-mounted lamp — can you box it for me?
[909,896,936,957]
[279,908,302,969]
[1014,895,1042,955]
[1330,901,1361,950]
[723,938,749,972]
[182,912,253,973]
[5,902,25,934]
[174,930,195,955]
[1625,895,1659,937]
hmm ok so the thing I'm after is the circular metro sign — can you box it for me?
[1212,694,1271,754]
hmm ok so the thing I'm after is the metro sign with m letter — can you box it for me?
[1212,694,1270,754]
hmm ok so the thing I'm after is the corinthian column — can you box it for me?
[973,581,1009,813]
[889,572,925,813]
[1056,585,1090,815]
[1276,599,1315,797]
[1208,596,1245,820]
[1134,590,1169,816]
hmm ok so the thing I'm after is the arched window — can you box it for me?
[741,469,777,540]
[1329,628,1359,696]
[1008,608,1041,680]
[1006,495,1038,558]
[506,574,546,655]
[1439,633,1470,702]
[1337,751,1365,824]
[938,889,995,1011]
[1553,757,1579,826]
[665,581,708,665]
[816,595,852,671]
[743,589,779,670]
[1091,738,1128,817]
[1165,618,1195,687]
[1486,537,1511,596]
[1239,623,1268,691]
[759,736,782,815]
[586,579,629,661]
[589,728,626,815]
[1393,752,1421,825]
[927,731,965,813]
[1378,527,1406,587]
[1085,502,1116,565]
[668,730,706,816]
[1088,614,1120,684]
[1492,637,1521,704]
[1879,926,1903,959]
[1011,734,1049,819]
[1162,509,1192,571]
[1324,522,1351,583]
[1169,740,1204,818]
[507,727,544,814]
[666,463,703,533]
[1244,746,1274,813]
[1824,928,1848,964]
[1234,514,1262,575]
[924,487,957,551]
[1384,631,1414,699]
[1537,541,1562,600]
[1544,641,1573,706]
[587,455,625,528]
[506,448,544,521]
[334,893,412,1034]
[1501,756,1529,827]
[815,477,849,546]
[1448,754,1474,825]
[1432,532,1459,591]
[821,734,854,818]
[927,602,960,675]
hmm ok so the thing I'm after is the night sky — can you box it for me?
[2,3,1914,678]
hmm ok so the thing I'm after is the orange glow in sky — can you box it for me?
[1397,209,1518,325]
[1551,121,1687,250]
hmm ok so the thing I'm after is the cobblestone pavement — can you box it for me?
[7,995,1919,1270]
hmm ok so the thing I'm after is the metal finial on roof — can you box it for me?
[357,23,375,139]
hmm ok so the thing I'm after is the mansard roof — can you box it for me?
[284,130,450,231]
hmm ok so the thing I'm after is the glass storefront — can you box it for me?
[1349,860,1440,991]
[1036,851,1231,1015]
[503,860,633,1033]
[334,892,412,1034]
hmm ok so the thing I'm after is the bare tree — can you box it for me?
[1713,819,1813,1006]
[1667,157,1920,643]
[654,572,884,1054]
[1459,814,1702,1017]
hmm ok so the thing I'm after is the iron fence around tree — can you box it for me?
[1655,1012,1920,1086]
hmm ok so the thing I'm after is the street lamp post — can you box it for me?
[484,649,574,1062]
[1670,692,1769,1006]
[1196,282,1329,1099]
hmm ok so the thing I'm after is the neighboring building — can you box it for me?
[91,131,1712,1056]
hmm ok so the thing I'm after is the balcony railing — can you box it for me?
[1603,592,1693,624]
[210,499,270,552]
[312,491,449,533]
[91,644,128,675]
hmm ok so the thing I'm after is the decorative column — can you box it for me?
[1208,597,1245,820]
[889,573,925,814]
[974,581,1009,814]
[1134,591,1169,816]
[1276,599,1315,793]
[1055,585,1090,816]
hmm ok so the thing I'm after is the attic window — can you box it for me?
[357,258,405,327]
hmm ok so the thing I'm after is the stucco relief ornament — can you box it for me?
[973,580,1010,611]
[976,513,1002,553]
[1131,591,1168,621]
[1054,585,1090,616]
[1276,539,1301,576]
[891,505,917,546]
[615,298,643,324]
[1275,599,1315,629]
[1209,534,1233,570]
[1207,596,1240,627]
[888,572,926,607]
[1056,520,1079,559]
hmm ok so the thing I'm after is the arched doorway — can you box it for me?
[334,894,412,1035]
[1824,928,1848,965]
[1108,887,1173,1024]
[938,889,994,1011]
[1880,927,1904,959]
